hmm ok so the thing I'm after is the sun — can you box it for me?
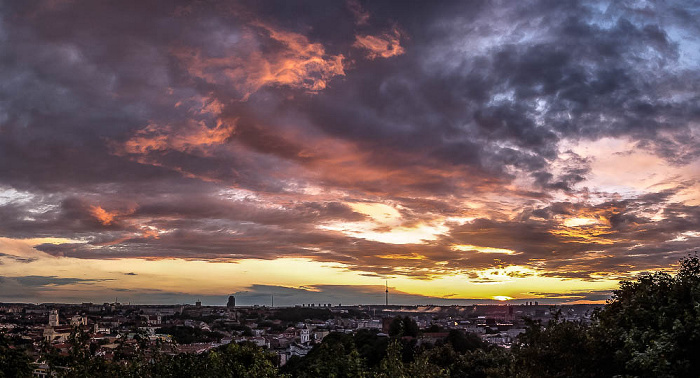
[492,295,513,301]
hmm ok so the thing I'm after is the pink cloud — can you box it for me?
[354,27,405,60]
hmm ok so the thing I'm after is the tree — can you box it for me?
[282,332,366,378]
[592,254,700,377]
[388,317,404,338]
[387,317,418,338]
[511,254,700,378]
[445,330,486,354]
[0,331,32,378]
[376,340,449,378]
[136,341,284,378]
[512,314,599,378]
[204,342,282,378]
[376,341,407,378]
[353,329,389,368]
[402,317,419,338]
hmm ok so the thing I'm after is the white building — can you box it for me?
[48,309,60,327]
[71,315,88,326]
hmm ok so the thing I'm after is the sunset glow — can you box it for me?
[1,0,699,306]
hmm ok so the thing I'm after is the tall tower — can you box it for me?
[48,309,59,327]
[385,280,388,306]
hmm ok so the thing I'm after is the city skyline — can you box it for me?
[1,0,699,305]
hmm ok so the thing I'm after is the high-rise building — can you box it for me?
[227,296,236,308]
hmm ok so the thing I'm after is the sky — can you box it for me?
[0,0,699,306]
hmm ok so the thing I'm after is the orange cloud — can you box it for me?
[141,227,161,239]
[121,119,234,156]
[89,206,116,225]
[354,28,405,60]
[173,22,345,100]
[89,205,135,226]
[256,23,345,91]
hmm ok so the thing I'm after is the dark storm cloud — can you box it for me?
[0,0,699,286]
[298,0,699,190]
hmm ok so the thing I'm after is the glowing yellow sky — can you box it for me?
[0,237,619,304]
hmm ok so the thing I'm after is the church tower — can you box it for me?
[48,309,59,327]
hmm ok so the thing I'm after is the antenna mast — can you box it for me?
[385,280,388,306]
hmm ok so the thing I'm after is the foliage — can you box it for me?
[511,315,599,377]
[41,332,285,378]
[282,333,366,378]
[376,341,448,378]
[511,254,700,378]
[0,331,32,378]
[387,317,419,338]
[195,342,283,378]
[423,345,512,378]
[445,330,487,354]
[353,329,389,367]
[283,330,500,378]
[592,254,700,377]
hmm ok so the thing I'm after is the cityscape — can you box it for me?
[1,297,600,375]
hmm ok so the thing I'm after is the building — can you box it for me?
[48,309,60,327]
[140,314,162,325]
[70,315,88,326]
[298,326,310,344]
[43,325,73,342]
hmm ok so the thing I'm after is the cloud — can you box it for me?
[172,21,345,99]
[0,274,113,301]
[354,27,404,60]
[347,0,370,26]
[0,0,698,303]
[119,121,235,156]
[0,237,60,260]
[9,275,111,287]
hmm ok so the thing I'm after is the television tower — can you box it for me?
[385,280,388,306]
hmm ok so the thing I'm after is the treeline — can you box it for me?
[281,328,509,378]
[3,255,700,377]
